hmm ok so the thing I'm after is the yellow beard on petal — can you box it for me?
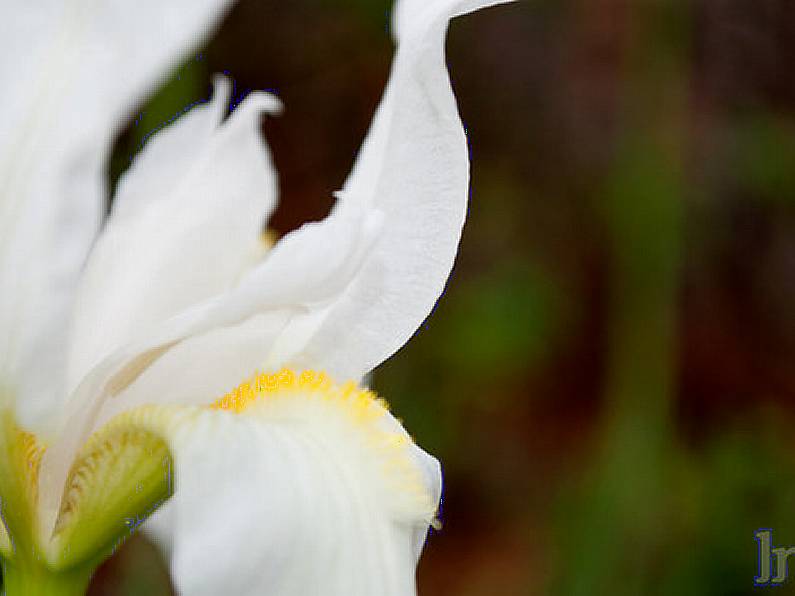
[211,368,332,412]
[210,368,437,523]
[210,368,390,420]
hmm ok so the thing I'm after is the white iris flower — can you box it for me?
[0,0,512,594]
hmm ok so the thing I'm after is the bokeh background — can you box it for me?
[90,0,795,594]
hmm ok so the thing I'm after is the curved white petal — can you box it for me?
[0,0,235,430]
[289,0,514,379]
[66,83,283,394]
[138,378,441,596]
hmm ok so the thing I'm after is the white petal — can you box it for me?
[0,0,235,430]
[242,0,518,380]
[141,379,440,596]
[142,505,175,565]
[66,84,283,394]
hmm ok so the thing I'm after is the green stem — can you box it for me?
[2,559,94,596]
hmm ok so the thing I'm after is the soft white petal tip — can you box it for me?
[210,74,232,99]
[238,90,284,117]
[204,75,232,123]
[209,74,283,119]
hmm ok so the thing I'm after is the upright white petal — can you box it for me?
[39,82,283,519]
[66,83,282,394]
[292,0,516,379]
[0,0,236,430]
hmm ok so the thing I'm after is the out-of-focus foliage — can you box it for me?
[89,0,795,594]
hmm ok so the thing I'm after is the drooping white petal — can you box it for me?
[0,0,236,430]
[66,83,283,394]
[135,378,441,596]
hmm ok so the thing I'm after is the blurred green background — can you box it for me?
[94,0,795,594]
